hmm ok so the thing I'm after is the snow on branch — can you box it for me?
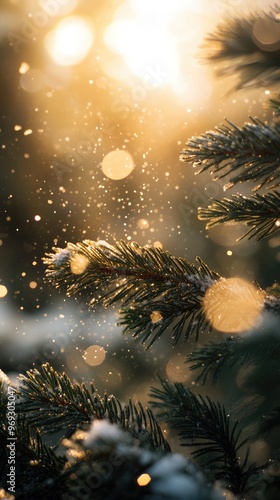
[180,118,280,191]
[18,363,170,453]
[198,191,280,240]
[43,240,220,348]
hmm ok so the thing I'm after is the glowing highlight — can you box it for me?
[203,277,265,333]
[45,16,94,66]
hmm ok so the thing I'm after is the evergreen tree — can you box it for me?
[2,5,280,499]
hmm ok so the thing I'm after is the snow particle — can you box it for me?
[19,62,30,74]
[137,218,149,229]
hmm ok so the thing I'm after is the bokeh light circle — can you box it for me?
[83,345,106,367]
[203,277,265,333]
[101,150,134,180]
[0,285,8,298]
[45,16,94,66]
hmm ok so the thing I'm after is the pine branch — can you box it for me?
[201,10,280,91]
[0,417,65,471]
[187,337,242,385]
[16,418,65,470]
[188,317,280,386]
[17,362,103,436]
[43,240,220,348]
[180,118,280,190]
[107,398,171,453]
[198,191,280,240]
[1,366,226,499]
[118,298,210,348]
[17,363,170,453]
[150,379,259,496]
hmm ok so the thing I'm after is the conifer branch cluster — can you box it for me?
[180,8,280,241]
[0,364,222,500]
[43,240,220,348]
[2,3,280,499]
[180,117,280,240]
[199,7,280,91]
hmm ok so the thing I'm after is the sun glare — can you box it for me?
[103,0,192,86]
[104,18,179,85]
[45,16,94,66]
[129,0,188,20]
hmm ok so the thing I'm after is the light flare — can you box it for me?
[45,16,94,66]
[203,277,265,333]
[104,18,179,85]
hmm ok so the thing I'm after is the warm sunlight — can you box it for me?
[104,18,179,86]
[102,0,211,99]
[45,16,94,66]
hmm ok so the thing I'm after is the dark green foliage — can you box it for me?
[18,363,170,453]
[187,320,280,386]
[187,336,241,384]
[198,191,280,240]
[180,118,280,191]
[187,321,280,451]
[201,10,280,91]
[180,6,280,244]
[43,240,220,347]
[0,364,174,499]
[150,378,260,496]
[18,362,107,437]
[118,292,210,349]
[43,240,280,350]
[0,364,225,500]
